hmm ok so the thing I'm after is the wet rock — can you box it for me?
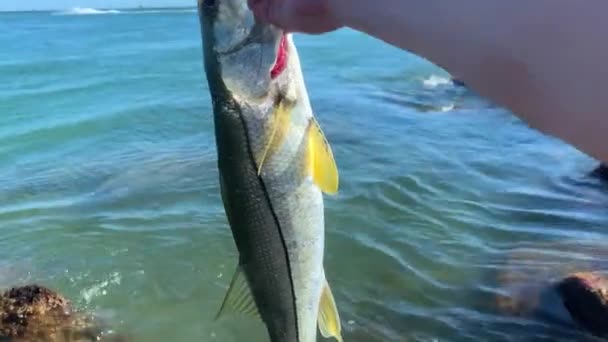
[0,284,125,341]
[0,284,72,339]
[557,272,608,338]
[591,164,608,181]
[493,241,608,339]
[451,78,466,88]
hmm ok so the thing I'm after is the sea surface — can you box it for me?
[1,7,608,342]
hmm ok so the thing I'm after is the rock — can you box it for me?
[0,284,126,341]
[591,164,608,181]
[557,272,608,338]
[451,78,467,88]
[493,240,608,338]
[0,284,72,339]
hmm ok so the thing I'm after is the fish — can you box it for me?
[196,0,343,341]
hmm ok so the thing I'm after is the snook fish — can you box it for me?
[197,0,343,342]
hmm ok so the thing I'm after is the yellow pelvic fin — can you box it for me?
[257,100,292,175]
[215,265,260,320]
[306,117,339,194]
[318,279,343,342]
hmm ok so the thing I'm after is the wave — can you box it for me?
[440,103,455,112]
[133,9,197,14]
[79,271,122,304]
[52,7,197,16]
[53,7,121,15]
[422,74,452,88]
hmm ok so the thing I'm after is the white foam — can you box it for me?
[133,9,197,13]
[54,7,121,15]
[440,104,455,112]
[53,7,196,16]
[422,74,451,88]
[80,271,122,304]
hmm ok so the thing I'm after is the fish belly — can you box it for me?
[274,185,326,342]
[261,120,326,342]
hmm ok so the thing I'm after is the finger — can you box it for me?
[247,0,272,22]
[292,0,326,16]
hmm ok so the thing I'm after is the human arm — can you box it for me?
[250,0,608,162]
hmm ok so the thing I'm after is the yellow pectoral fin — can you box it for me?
[215,265,260,320]
[306,117,339,194]
[257,100,292,176]
[318,280,343,342]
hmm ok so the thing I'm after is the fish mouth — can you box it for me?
[270,34,288,79]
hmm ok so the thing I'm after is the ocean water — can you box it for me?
[1,7,608,342]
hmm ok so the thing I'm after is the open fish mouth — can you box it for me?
[270,34,288,79]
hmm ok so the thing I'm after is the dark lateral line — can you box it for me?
[238,106,300,341]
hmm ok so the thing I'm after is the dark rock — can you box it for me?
[452,78,467,88]
[591,164,608,181]
[557,272,608,338]
[492,240,608,339]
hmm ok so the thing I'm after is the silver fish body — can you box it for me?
[197,1,343,342]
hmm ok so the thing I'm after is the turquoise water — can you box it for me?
[2,7,608,342]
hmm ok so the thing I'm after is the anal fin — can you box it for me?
[215,265,260,320]
[318,279,343,342]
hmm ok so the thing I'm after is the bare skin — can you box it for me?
[248,0,608,163]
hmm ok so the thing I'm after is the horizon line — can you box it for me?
[0,5,196,13]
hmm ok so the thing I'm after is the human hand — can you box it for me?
[247,0,343,34]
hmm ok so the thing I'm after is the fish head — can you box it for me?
[198,0,294,109]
